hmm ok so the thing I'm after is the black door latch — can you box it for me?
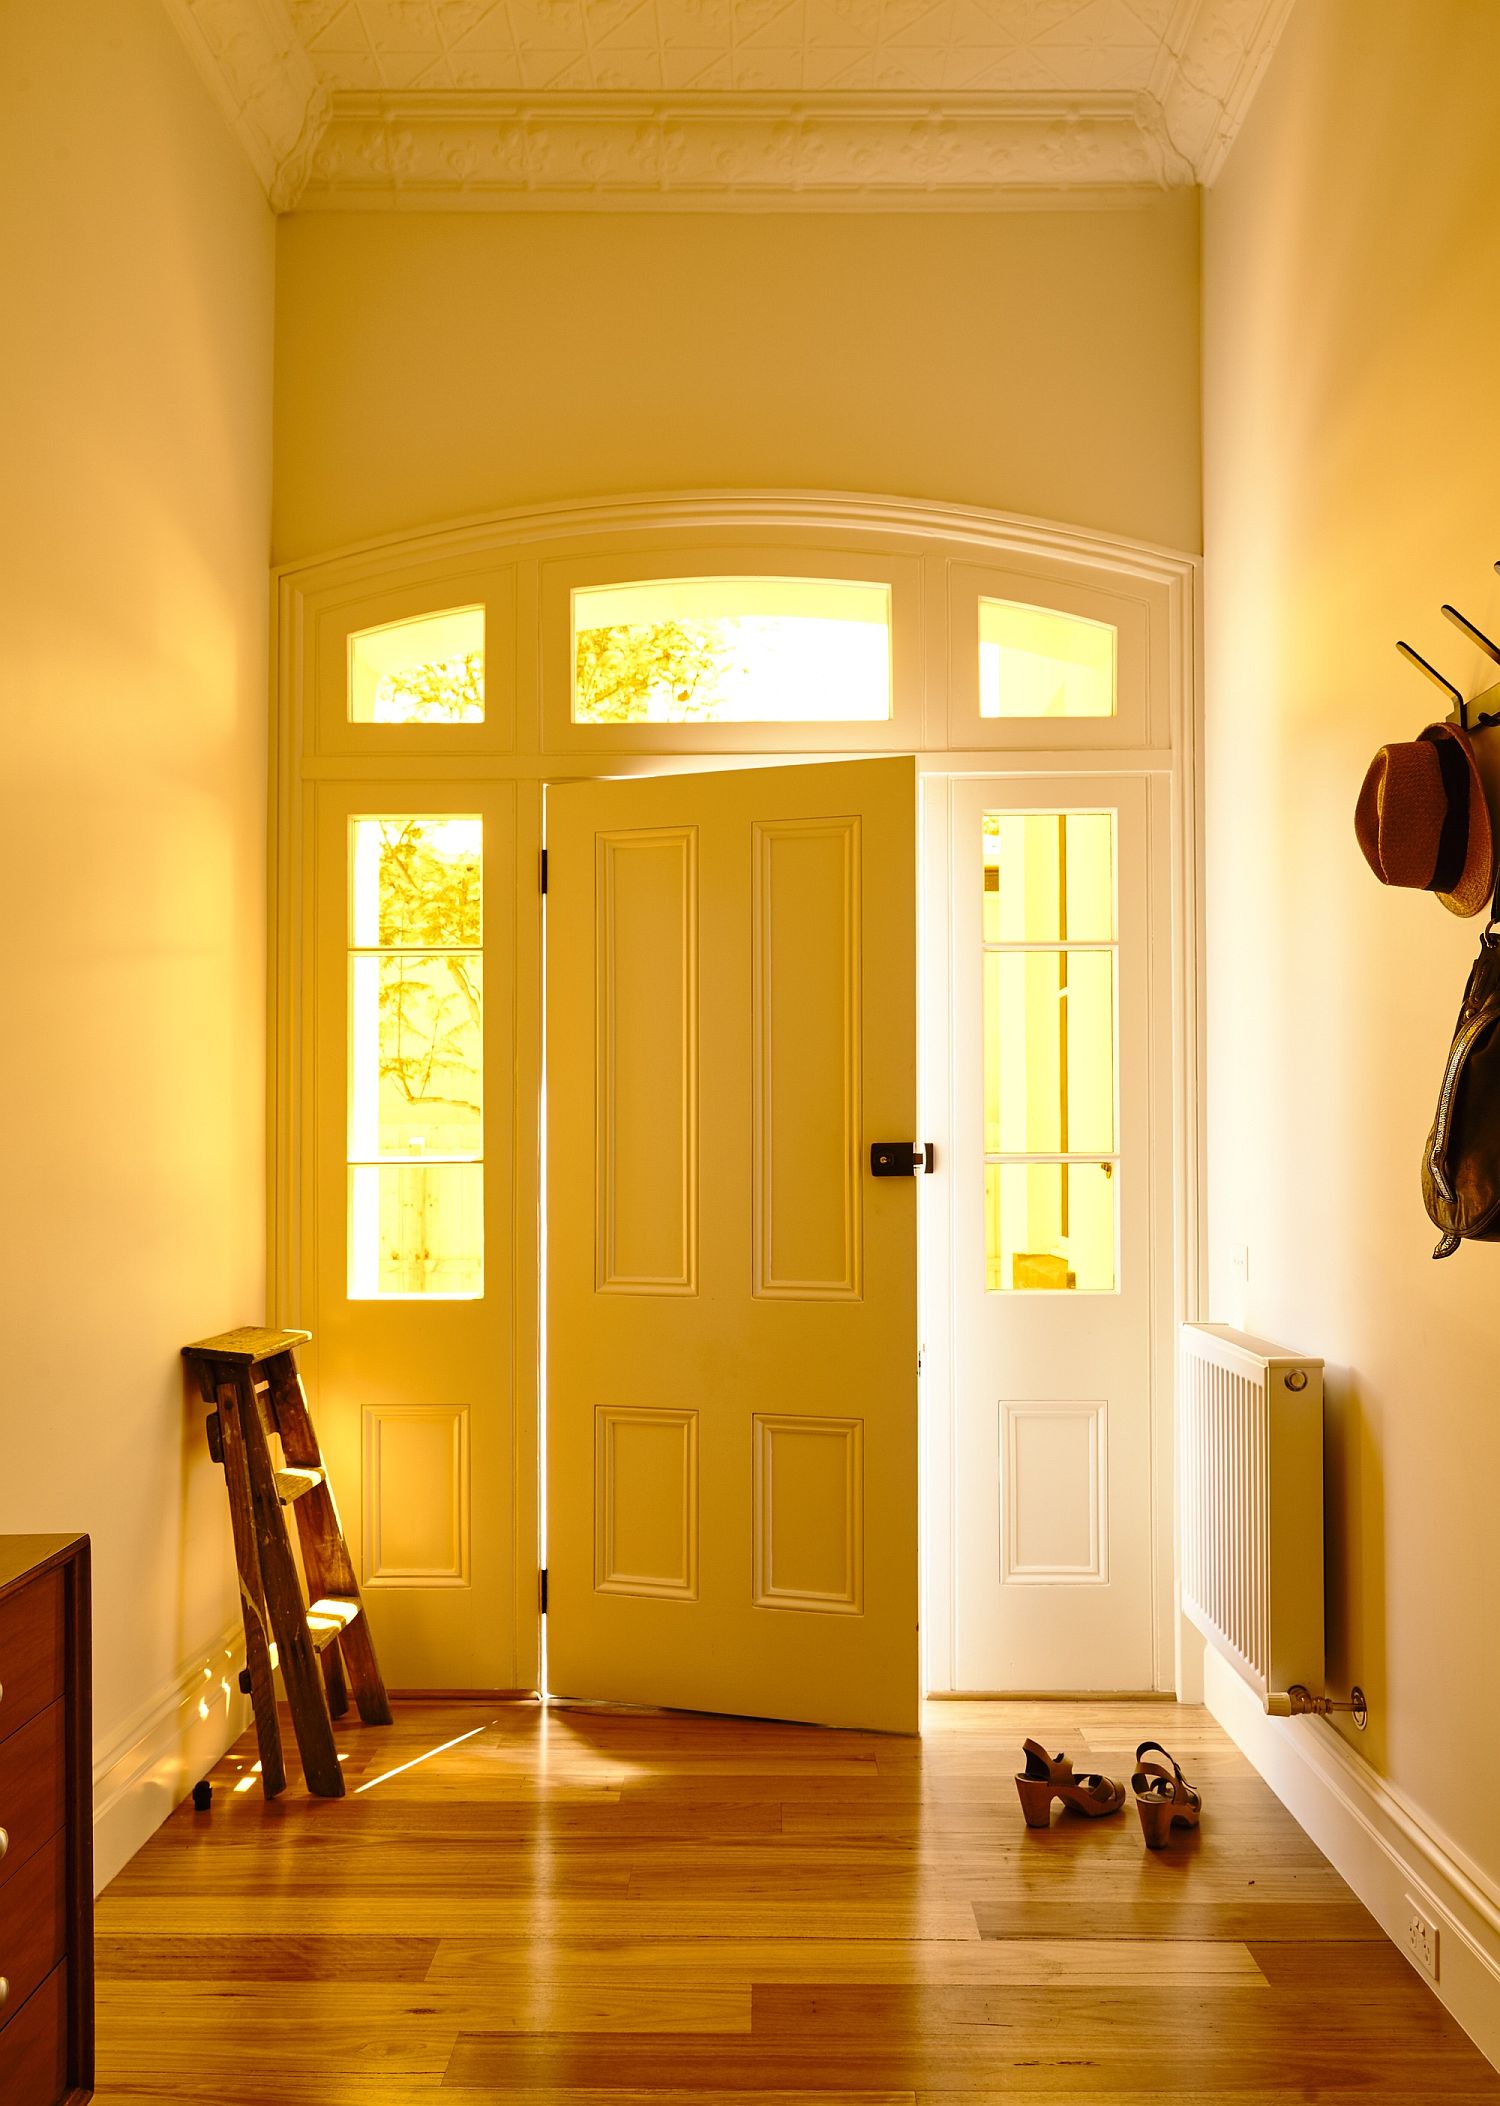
[869,1142,935,1177]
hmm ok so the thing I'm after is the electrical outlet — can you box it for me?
[1405,1898,1440,1981]
[1231,1245,1250,1283]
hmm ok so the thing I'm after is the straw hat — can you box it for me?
[1355,721,1494,917]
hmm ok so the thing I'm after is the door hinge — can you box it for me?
[540,1566,548,1613]
[540,848,549,895]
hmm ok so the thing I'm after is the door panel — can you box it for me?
[950,776,1160,1692]
[546,758,918,1733]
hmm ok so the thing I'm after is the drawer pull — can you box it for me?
[0,1975,8,2011]
[0,1826,7,1859]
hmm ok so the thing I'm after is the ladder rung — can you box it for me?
[306,1596,360,1652]
[273,1467,325,1505]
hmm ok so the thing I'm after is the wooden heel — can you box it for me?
[1015,1776,1054,1829]
[1136,1793,1174,1849]
[1130,1739,1202,1850]
[1014,1739,1124,1827]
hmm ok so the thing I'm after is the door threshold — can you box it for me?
[926,1688,1173,1702]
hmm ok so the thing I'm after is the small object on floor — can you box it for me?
[182,1326,393,1802]
[1014,1737,1125,1826]
[192,1779,213,1812]
[1131,1738,1202,1848]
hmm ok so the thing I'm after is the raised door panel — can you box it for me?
[361,1405,471,1588]
[596,830,698,1295]
[752,821,862,1300]
[752,1414,864,1614]
[595,1406,700,1599]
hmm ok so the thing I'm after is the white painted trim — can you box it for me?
[272,489,1202,1709]
[1205,1647,1500,2072]
[92,1618,250,1893]
[274,489,1201,593]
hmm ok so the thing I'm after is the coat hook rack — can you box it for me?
[1442,604,1500,668]
[1394,570,1500,736]
[1396,640,1465,708]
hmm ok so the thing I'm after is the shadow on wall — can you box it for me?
[1322,1362,1388,1773]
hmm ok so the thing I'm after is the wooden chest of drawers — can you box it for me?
[0,1538,92,2104]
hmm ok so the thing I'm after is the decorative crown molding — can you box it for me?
[302,90,1187,213]
[162,0,1295,212]
[160,0,329,209]
[1155,0,1298,185]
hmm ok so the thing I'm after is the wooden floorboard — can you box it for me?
[90,1696,1500,2104]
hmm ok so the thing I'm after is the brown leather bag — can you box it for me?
[1423,880,1500,1257]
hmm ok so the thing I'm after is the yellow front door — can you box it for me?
[546,758,919,1733]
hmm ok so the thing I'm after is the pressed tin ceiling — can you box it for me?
[163,0,1295,209]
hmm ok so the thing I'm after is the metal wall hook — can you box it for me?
[1441,605,1500,667]
[1396,640,1465,712]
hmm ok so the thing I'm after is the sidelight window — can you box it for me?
[347,816,483,1297]
[981,810,1118,1292]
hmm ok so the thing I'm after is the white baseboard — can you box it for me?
[92,1618,251,1893]
[1204,1648,1500,2071]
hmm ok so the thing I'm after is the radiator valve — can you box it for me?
[1285,1683,1368,1729]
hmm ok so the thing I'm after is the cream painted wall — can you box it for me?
[0,0,274,1880]
[272,201,1201,564]
[1203,1,1500,1894]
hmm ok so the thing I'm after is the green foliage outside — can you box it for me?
[376,822,482,1129]
[378,651,484,724]
[574,620,727,723]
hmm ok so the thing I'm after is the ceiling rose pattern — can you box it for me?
[288,0,1176,96]
[163,0,1296,208]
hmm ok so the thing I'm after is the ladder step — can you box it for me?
[306,1596,361,1653]
[273,1466,325,1505]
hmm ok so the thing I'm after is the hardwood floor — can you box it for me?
[92,1697,1500,2103]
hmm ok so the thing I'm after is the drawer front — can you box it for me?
[0,1830,67,2037]
[0,1961,68,2106]
[0,1703,66,1896]
[0,1574,64,1748]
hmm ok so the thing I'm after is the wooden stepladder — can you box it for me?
[183,1327,392,1798]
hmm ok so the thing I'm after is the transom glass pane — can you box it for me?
[348,815,483,1300]
[572,577,891,724]
[978,599,1115,720]
[349,607,485,724]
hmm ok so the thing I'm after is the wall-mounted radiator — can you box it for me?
[1179,1322,1325,1715]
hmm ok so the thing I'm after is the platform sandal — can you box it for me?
[1014,1739,1126,1828]
[1131,1740,1202,1848]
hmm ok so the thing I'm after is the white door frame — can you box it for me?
[918,761,1192,1695]
[269,491,1204,1706]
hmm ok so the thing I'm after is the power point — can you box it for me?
[1405,1898,1439,1982]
